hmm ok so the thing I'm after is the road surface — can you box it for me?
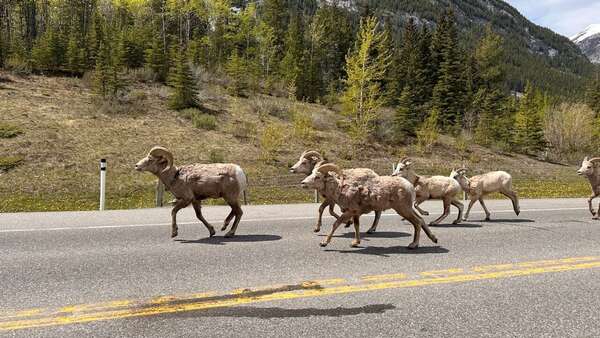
[1,198,599,337]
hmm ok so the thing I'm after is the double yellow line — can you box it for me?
[1,256,599,331]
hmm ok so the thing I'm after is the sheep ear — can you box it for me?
[584,156,589,162]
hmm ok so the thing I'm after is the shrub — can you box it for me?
[209,148,225,163]
[416,109,440,153]
[232,121,256,139]
[0,156,23,172]
[192,113,217,130]
[292,112,314,141]
[0,123,23,138]
[544,103,597,161]
[260,123,285,161]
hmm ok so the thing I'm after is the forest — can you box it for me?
[1,0,599,159]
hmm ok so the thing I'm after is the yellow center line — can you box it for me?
[361,273,408,282]
[420,268,464,277]
[1,257,599,331]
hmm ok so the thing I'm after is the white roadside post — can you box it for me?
[99,159,107,211]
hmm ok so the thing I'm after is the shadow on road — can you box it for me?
[429,222,482,228]
[168,304,395,319]
[483,218,534,223]
[325,245,449,257]
[317,231,411,239]
[176,234,282,245]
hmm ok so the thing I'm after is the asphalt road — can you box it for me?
[1,198,600,337]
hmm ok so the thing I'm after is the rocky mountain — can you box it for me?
[571,24,600,64]
[281,0,596,95]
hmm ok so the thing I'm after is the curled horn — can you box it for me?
[149,146,174,173]
[400,157,410,164]
[589,157,600,163]
[303,150,323,161]
[458,167,468,174]
[317,163,342,176]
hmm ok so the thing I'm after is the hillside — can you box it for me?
[279,0,595,96]
[572,24,600,64]
[0,72,589,212]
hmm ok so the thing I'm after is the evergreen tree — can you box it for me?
[341,17,391,144]
[394,84,419,140]
[586,73,600,114]
[145,32,168,82]
[0,30,6,68]
[225,49,247,96]
[168,48,199,110]
[280,14,304,98]
[94,40,111,98]
[65,31,85,73]
[255,21,277,90]
[431,10,466,133]
[513,82,546,154]
[261,0,287,52]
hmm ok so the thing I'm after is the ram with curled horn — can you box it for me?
[135,146,248,238]
[577,156,600,219]
[291,151,382,233]
[301,161,438,249]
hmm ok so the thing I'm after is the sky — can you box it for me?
[506,0,600,38]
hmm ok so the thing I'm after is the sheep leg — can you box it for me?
[414,201,430,216]
[320,212,352,247]
[224,202,243,238]
[170,199,190,238]
[351,216,361,247]
[313,201,329,233]
[192,200,216,237]
[430,199,451,225]
[366,210,382,234]
[501,189,520,216]
[595,201,600,220]
[479,198,491,220]
[222,211,235,231]
[451,199,463,224]
[397,205,436,249]
[588,193,599,216]
[327,202,353,227]
[464,198,477,221]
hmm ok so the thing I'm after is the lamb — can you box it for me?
[135,146,247,238]
[450,169,520,221]
[290,150,382,234]
[300,162,438,249]
[577,156,600,220]
[392,158,463,225]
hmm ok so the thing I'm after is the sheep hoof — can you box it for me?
[221,225,228,231]
[593,216,600,220]
[452,220,461,225]
[313,227,321,233]
[430,236,438,244]
[485,217,491,221]
[351,241,360,247]
[407,242,419,250]
[208,228,216,237]
[171,232,178,238]
[421,211,430,216]
[366,228,376,234]
[516,210,520,216]
[344,223,351,228]
[319,241,328,247]
[224,232,235,238]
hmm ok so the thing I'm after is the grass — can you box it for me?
[0,156,23,171]
[0,70,593,213]
[0,123,22,138]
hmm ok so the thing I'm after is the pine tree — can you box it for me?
[168,48,199,110]
[65,31,85,73]
[341,17,391,144]
[94,40,111,98]
[513,82,546,154]
[586,73,600,114]
[280,14,303,98]
[255,21,277,90]
[261,0,287,52]
[394,84,419,140]
[107,33,128,98]
[0,30,6,69]
[225,49,247,96]
[416,108,440,153]
[431,10,466,133]
[145,32,167,82]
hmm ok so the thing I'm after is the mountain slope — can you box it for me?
[571,24,600,64]
[285,0,595,96]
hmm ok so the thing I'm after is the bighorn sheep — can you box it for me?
[135,146,247,238]
[392,158,463,225]
[290,150,382,233]
[450,169,520,221]
[301,162,438,249]
[577,156,600,220]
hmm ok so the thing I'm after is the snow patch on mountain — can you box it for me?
[571,24,600,43]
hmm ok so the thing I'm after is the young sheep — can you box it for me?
[577,156,600,220]
[450,169,520,221]
[290,151,382,233]
[135,146,247,238]
[301,162,438,249]
[392,158,463,225]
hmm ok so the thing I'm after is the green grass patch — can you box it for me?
[0,156,23,171]
[0,123,23,138]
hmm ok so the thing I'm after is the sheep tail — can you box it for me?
[234,165,248,195]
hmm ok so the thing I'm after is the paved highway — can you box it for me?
[1,198,599,337]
